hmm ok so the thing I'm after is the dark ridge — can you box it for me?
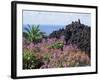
[49,19,91,57]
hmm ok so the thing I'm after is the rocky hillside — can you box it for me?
[49,19,91,57]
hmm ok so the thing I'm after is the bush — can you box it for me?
[48,41,63,49]
[40,50,90,68]
[23,50,43,69]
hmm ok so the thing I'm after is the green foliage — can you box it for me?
[23,25,42,43]
[23,50,43,69]
[48,41,63,49]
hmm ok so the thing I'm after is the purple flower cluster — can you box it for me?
[23,36,90,69]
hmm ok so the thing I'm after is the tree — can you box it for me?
[23,24,42,43]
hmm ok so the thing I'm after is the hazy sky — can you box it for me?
[23,10,91,26]
[23,10,91,35]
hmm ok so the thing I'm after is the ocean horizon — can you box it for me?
[23,24,66,35]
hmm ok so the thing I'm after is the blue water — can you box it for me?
[23,24,65,35]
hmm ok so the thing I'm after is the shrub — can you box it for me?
[40,50,90,68]
[48,41,64,49]
[23,50,43,69]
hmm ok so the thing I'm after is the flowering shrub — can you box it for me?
[23,37,90,69]
[40,46,90,68]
